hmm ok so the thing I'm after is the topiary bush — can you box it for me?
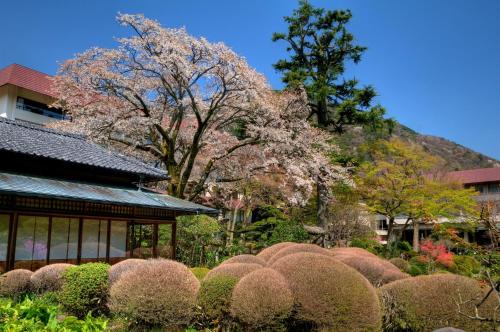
[231,268,293,330]
[256,242,296,262]
[378,274,498,332]
[109,259,199,329]
[205,263,262,281]
[190,267,210,280]
[389,257,410,272]
[271,252,381,331]
[408,256,429,276]
[220,254,265,267]
[331,246,379,258]
[31,263,73,294]
[0,269,32,299]
[108,259,146,284]
[335,255,409,287]
[266,243,332,266]
[59,263,110,318]
[197,275,239,324]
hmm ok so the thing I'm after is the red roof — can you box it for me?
[0,64,55,98]
[447,167,500,185]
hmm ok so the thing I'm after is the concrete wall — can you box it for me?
[0,84,56,125]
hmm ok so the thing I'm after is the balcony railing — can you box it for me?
[16,102,70,120]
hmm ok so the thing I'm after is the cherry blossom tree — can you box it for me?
[51,13,346,202]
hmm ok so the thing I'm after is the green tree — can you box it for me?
[273,0,392,132]
[356,139,478,249]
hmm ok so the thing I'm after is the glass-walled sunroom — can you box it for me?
[0,213,174,273]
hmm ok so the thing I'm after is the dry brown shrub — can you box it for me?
[109,259,200,328]
[256,242,296,262]
[334,255,409,287]
[379,274,498,332]
[331,247,378,258]
[231,268,293,330]
[271,252,381,331]
[205,263,262,281]
[108,259,147,284]
[0,269,32,298]
[266,243,332,266]
[220,254,265,266]
[31,263,73,293]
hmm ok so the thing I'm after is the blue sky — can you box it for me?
[1,0,499,159]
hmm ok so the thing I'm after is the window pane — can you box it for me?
[15,215,49,270]
[50,218,79,262]
[81,219,107,260]
[110,221,127,259]
[81,219,100,259]
[158,224,172,259]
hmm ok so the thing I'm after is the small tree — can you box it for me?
[356,139,478,248]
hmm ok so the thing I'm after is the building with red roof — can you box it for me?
[0,64,66,125]
[447,167,500,202]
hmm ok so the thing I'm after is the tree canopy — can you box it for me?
[273,0,393,133]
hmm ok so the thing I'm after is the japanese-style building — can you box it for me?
[0,117,217,272]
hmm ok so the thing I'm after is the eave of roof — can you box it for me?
[0,64,56,98]
[0,117,168,181]
[447,167,500,185]
[0,172,218,216]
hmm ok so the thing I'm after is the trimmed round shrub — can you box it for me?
[379,274,498,332]
[190,267,210,280]
[197,275,239,323]
[0,269,32,299]
[108,259,146,284]
[205,263,262,281]
[389,257,410,272]
[335,255,409,287]
[109,259,200,328]
[271,252,381,331]
[231,268,293,330]
[31,264,73,294]
[220,254,265,266]
[266,243,332,266]
[59,262,110,318]
[256,242,296,262]
[331,246,378,258]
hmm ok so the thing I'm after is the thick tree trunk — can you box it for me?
[316,98,329,127]
[316,175,329,228]
[412,221,420,251]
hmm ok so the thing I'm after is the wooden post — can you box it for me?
[171,222,177,260]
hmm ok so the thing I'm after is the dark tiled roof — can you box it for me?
[0,117,167,180]
[0,64,55,97]
[0,172,218,215]
[447,167,500,184]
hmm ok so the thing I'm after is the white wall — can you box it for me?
[0,84,56,125]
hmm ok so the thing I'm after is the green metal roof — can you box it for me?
[0,172,218,215]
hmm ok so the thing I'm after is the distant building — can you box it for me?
[373,167,500,246]
[0,64,67,125]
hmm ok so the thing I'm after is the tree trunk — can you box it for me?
[316,98,329,127]
[316,175,329,228]
[386,216,395,244]
[412,221,420,251]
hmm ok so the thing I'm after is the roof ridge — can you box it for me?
[0,117,86,140]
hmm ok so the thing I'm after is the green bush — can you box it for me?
[0,296,108,331]
[59,263,110,318]
[268,220,309,245]
[197,275,239,324]
[408,256,428,276]
[350,237,382,253]
[271,252,381,331]
[379,274,498,332]
[449,255,481,277]
[389,257,410,272]
[109,259,200,329]
[0,269,32,299]
[190,267,211,280]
